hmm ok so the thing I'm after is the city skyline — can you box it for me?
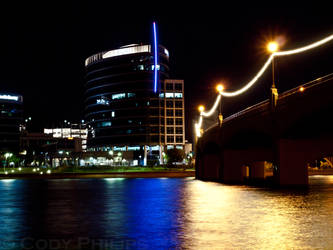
[2,4,333,142]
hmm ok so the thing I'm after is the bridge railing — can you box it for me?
[204,72,333,133]
[279,72,333,99]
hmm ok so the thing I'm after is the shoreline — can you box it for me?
[0,171,195,179]
[0,170,332,180]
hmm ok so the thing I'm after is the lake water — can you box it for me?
[1,176,333,249]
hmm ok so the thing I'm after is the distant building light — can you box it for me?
[114,146,126,151]
[164,48,169,57]
[0,95,19,101]
[150,145,160,151]
[112,93,126,100]
[96,98,110,105]
[127,146,140,151]
[102,45,151,60]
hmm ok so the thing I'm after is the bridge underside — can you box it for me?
[196,137,333,186]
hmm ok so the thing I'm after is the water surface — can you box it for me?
[0,176,333,249]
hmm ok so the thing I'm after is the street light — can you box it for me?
[267,41,279,88]
[198,105,205,113]
[216,84,224,127]
[267,41,279,108]
[216,84,224,93]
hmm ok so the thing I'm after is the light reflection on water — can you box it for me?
[0,176,333,249]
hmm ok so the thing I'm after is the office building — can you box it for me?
[0,93,23,152]
[84,43,185,165]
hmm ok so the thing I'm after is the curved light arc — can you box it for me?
[195,33,333,137]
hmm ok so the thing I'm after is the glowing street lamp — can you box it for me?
[198,105,205,113]
[267,41,279,108]
[267,41,279,88]
[216,84,224,93]
[216,84,224,126]
[267,41,279,53]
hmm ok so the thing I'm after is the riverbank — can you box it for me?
[0,170,195,179]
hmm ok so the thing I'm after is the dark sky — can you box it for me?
[1,3,333,142]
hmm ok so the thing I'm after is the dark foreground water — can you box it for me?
[1,176,333,249]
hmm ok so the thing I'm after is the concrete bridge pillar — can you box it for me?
[250,161,265,180]
[202,154,221,180]
[223,150,244,183]
[277,139,308,186]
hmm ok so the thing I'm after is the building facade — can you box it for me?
[44,123,87,151]
[84,44,185,165]
[0,93,23,153]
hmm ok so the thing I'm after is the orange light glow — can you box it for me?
[267,41,279,53]
[198,105,205,112]
[216,84,224,93]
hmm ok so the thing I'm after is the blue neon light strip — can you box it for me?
[153,22,158,93]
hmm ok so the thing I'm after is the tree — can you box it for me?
[166,148,185,166]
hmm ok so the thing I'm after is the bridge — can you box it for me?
[195,73,333,186]
[194,33,333,186]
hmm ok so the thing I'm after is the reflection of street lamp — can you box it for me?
[267,41,279,108]
[216,84,224,127]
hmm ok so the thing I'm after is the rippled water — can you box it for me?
[0,176,333,249]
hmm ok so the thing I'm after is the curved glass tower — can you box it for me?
[0,93,23,152]
[84,44,170,154]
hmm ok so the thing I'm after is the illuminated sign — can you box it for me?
[0,95,19,101]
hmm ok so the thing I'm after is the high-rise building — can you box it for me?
[0,93,23,152]
[84,42,185,165]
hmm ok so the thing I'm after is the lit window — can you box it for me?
[96,97,110,105]
[151,65,160,70]
[97,121,111,127]
[128,146,140,151]
[111,111,115,117]
[128,93,136,98]
[112,93,126,100]
[164,48,169,57]
[175,93,182,98]
[159,93,164,98]
[166,93,174,98]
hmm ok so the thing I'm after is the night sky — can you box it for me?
[2,3,333,142]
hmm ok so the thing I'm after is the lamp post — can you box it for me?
[216,84,224,127]
[267,41,279,108]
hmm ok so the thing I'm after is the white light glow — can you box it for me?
[103,45,150,60]
[0,95,19,101]
[201,95,222,117]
